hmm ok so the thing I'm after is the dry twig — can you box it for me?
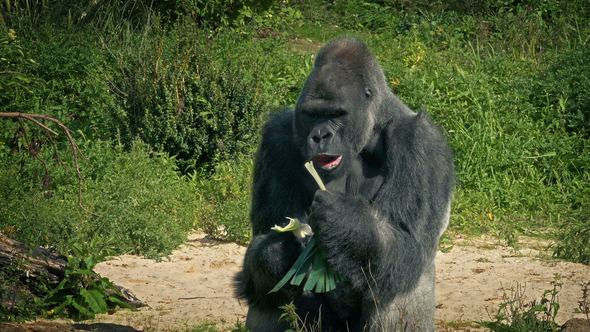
[0,112,99,216]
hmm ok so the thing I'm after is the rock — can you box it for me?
[561,318,590,332]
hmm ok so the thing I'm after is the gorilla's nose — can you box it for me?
[309,127,334,147]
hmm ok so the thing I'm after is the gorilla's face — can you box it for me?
[294,62,374,180]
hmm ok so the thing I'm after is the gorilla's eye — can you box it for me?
[300,108,345,123]
[330,109,347,118]
[301,110,318,122]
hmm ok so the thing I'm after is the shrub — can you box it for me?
[82,139,196,258]
[162,0,274,28]
[1,27,122,142]
[190,155,253,244]
[0,138,195,259]
[107,18,271,173]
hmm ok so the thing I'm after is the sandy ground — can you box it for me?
[85,231,590,331]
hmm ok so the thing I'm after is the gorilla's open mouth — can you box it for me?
[313,154,342,170]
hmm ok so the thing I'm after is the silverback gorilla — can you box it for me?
[234,37,454,331]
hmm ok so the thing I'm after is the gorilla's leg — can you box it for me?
[245,307,288,332]
[246,291,347,332]
[360,259,436,332]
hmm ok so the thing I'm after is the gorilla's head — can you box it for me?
[293,37,390,180]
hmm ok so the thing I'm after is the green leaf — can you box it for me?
[44,278,68,302]
[326,267,335,292]
[80,288,107,314]
[290,246,316,286]
[303,250,327,292]
[71,297,91,318]
[85,256,95,270]
[269,238,317,293]
[89,289,108,312]
[72,269,94,276]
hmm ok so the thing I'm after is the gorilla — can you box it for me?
[234,37,454,331]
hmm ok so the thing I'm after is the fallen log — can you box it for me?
[0,234,146,308]
[0,233,67,284]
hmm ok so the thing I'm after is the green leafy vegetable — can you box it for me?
[269,162,344,293]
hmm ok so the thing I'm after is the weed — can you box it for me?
[553,210,590,265]
[190,155,253,244]
[277,302,323,332]
[578,280,590,322]
[479,282,561,332]
[44,236,132,320]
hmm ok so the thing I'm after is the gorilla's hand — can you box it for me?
[249,231,305,280]
[309,191,379,273]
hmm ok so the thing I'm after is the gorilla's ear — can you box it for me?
[364,88,372,99]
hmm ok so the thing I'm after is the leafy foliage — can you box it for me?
[105,18,272,173]
[0,236,131,322]
[553,211,590,265]
[0,138,195,259]
[190,156,253,244]
[164,0,275,28]
[533,47,590,136]
[479,282,561,332]
[278,302,303,332]
[43,236,132,320]
[0,30,44,99]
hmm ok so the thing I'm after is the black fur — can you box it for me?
[234,37,454,332]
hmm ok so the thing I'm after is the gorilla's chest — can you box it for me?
[347,160,385,202]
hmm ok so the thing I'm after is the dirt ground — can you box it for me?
[8,231,590,332]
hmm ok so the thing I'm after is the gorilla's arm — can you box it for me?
[235,111,314,310]
[309,112,454,304]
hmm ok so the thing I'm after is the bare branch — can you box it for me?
[43,119,69,170]
[0,112,99,216]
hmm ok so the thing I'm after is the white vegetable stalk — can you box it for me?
[269,161,344,293]
[272,217,313,240]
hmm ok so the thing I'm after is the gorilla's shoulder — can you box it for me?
[259,110,296,149]
[387,111,452,162]
[388,111,447,143]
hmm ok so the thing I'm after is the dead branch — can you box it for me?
[0,112,99,216]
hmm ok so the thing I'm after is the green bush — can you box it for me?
[43,236,132,321]
[190,155,253,244]
[106,18,271,173]
[0,30,44,99]
[0,138,195,259]
[0,28,122,142]
[166,0,274,28]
